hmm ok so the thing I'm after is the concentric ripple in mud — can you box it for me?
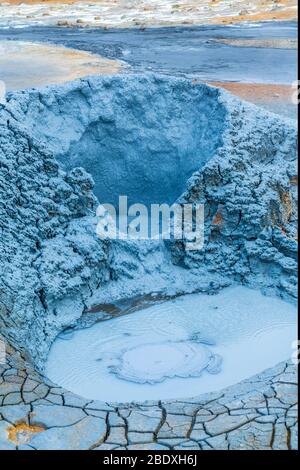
[46,286,297,402]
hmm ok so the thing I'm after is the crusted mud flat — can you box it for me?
[1,20,296,122]
[207,82,297,120]
[0,40,122,90]
[0,74,298,449]
[0,350,298,450]
[212,37,297,49]
[0,0,297,29]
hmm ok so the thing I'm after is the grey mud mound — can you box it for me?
[0,74,298,450]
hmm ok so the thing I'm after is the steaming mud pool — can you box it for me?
[46,286,297,403]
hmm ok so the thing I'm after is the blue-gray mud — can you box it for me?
[0,21,297,84]
[0,64,298,449]
[0,74,297,374]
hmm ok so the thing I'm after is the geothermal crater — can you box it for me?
[10,75,226,208]
[0,74,298,407]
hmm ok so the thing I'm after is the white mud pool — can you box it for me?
[46,286,297,402]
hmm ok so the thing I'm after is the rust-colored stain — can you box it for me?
[280,191,293,223]
[211,7,298,25]
[212,211,224,226]
[7,423,45,445]
[207,82,295,104]
[279,224,298,241]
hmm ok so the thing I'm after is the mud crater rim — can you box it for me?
[12,75,227,208]
[0,74,297,409]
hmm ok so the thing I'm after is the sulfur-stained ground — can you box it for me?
[0,1,297,29]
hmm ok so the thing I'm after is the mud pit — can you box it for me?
[0,74,298,449]
[46,286,297,402]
